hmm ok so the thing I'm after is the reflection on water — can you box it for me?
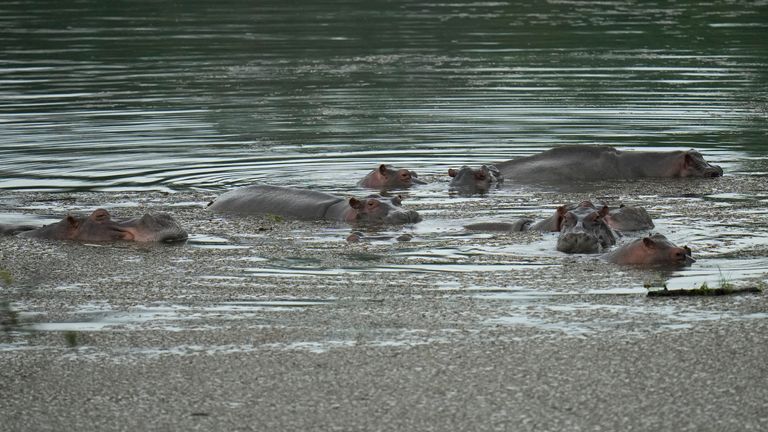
[23,298,333,332]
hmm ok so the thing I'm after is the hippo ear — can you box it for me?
[598,205,610,218]
[409,170,419,178]
[684,245,692,256]
[642,237,657,249]
[448,168,458,178]
[378,164,389,175]
[683,153,694,168]
[392,195,403,206]
[555,206,567,231]
[486,165,501,180]
[348,197,363,210]
[65,215,80,229]
[90,208,111,222]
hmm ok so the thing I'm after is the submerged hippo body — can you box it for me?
[603,205,654,232]
[208,185,421,225]
[604,233,694,267]
[448,165,502,195]
[463,219,533,232]
[358,164,425,190]
[1,209,188,242]
[496,145,723,182]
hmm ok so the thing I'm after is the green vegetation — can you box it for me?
[265,214,284,223]
[717,268,735,291]
[643,279,668,290]
[646,268,763,297]
[647,281,762,297]
[64,331,79,347]
[1,269,17,334]
[1,301,19,333]
[0,269,11,286]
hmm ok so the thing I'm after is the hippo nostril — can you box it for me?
[558,232,601,254]
[160,231,188,243]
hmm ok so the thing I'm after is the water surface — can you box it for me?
[1,0,765,191]
[1,0,767,348]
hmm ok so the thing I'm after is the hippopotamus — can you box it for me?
[358,164,425,189]
[465,201,616,253]
[0,209,188,242]
[528,201,654,233]
[448,165,502,195]
[465,201,653,234]
[208,185,421,225]
[604,233,694,267]
[495,145,723,182]
[554,201,616,254]
[602,204,654,232]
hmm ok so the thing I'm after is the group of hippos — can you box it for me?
[1,145,724,268]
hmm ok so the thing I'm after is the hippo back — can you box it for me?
[209,185,345,220]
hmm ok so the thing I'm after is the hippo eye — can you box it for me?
[91,209,111,223]
[475,173,486,180]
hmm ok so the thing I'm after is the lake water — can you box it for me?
[1,0,767,343]
[1,0,766,192]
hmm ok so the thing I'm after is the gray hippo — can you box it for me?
[603,204,655,232]
[604,233,694,267]
[527,201,653,233]
[358,164,425,190]
[448,165,502,195]
[465,201,653,234]
[465,200,653,254]
[495,145,723,182]
[208,185,421,225]
[0,209,188,242]
[555,202,617,253]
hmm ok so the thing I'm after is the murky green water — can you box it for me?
[1,0,767,345]
[1,0,766,191]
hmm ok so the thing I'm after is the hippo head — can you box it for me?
[448,165,502,194]
[603,204,655,232]
[117,212,189,242]
[678,150,723,178]
[620,234,695,267]
[21,209,188,243]
[374,164,424,189]
[556,201,617,254]
[347,195,421,225]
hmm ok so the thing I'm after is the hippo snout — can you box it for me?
[123,213,189,242]
[707,165,723,177]
[557,232,601,254]
[402,210,422,224]
[385,210,422,225]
